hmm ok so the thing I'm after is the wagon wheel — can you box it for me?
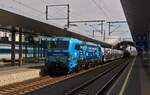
[85,62,89,69]
[75,61,81,72]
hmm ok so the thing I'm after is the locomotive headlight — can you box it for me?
[68,57,72,60]
[68,56,74,60]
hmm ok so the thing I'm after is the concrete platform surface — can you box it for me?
[123,56,150,95]
[0,64,43,86]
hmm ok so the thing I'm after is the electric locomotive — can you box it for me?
[44,37,103,74]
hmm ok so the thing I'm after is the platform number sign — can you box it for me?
[136,36,147,50]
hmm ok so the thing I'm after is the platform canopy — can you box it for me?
[121,0,150,51]
[0,9,113,48]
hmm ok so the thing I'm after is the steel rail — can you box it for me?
[65,60,127,95]
[95,61,129,95]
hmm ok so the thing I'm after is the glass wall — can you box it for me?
[0,30,47,67]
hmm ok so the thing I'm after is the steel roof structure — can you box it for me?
[0,9,112,48]
[121,0,150,51]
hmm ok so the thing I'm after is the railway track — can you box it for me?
[0,76,51,95]
[65,60,129,95]
[0,59,126,95]
[0,64,107,95]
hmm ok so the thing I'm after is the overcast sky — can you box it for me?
[0,0,132,44]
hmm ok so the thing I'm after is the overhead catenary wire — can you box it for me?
[0,2,45,20]
[40,0,83,20]
[0,0,66,30]
[12,0,65,19]
[96,0,113,20]
[12,0,82,21]
[90,0,110,20]
[41,0,105,38]
[0,0,131,42]
[11,0,70,26]
[11,0,98,34]
[12,0,45,14]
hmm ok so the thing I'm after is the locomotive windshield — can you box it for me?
[48,40,69,50]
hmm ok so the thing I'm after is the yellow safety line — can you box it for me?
[119,58,136,95]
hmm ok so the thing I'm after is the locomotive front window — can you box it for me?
[48,41,69,50]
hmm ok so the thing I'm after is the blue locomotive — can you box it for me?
[44,37,103,74]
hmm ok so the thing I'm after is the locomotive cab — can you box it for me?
[45,37,70,74]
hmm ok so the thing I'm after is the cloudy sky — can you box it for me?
[0,0,132,44]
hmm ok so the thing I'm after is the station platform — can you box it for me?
[122,56,150,95]
[0,63,44,86]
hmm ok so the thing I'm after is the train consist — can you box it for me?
[43,37,124,74]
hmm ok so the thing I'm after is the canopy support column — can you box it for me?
[19,28,23,66]
[11,27,16,65]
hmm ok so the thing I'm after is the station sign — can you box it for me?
[136,35,147,50]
